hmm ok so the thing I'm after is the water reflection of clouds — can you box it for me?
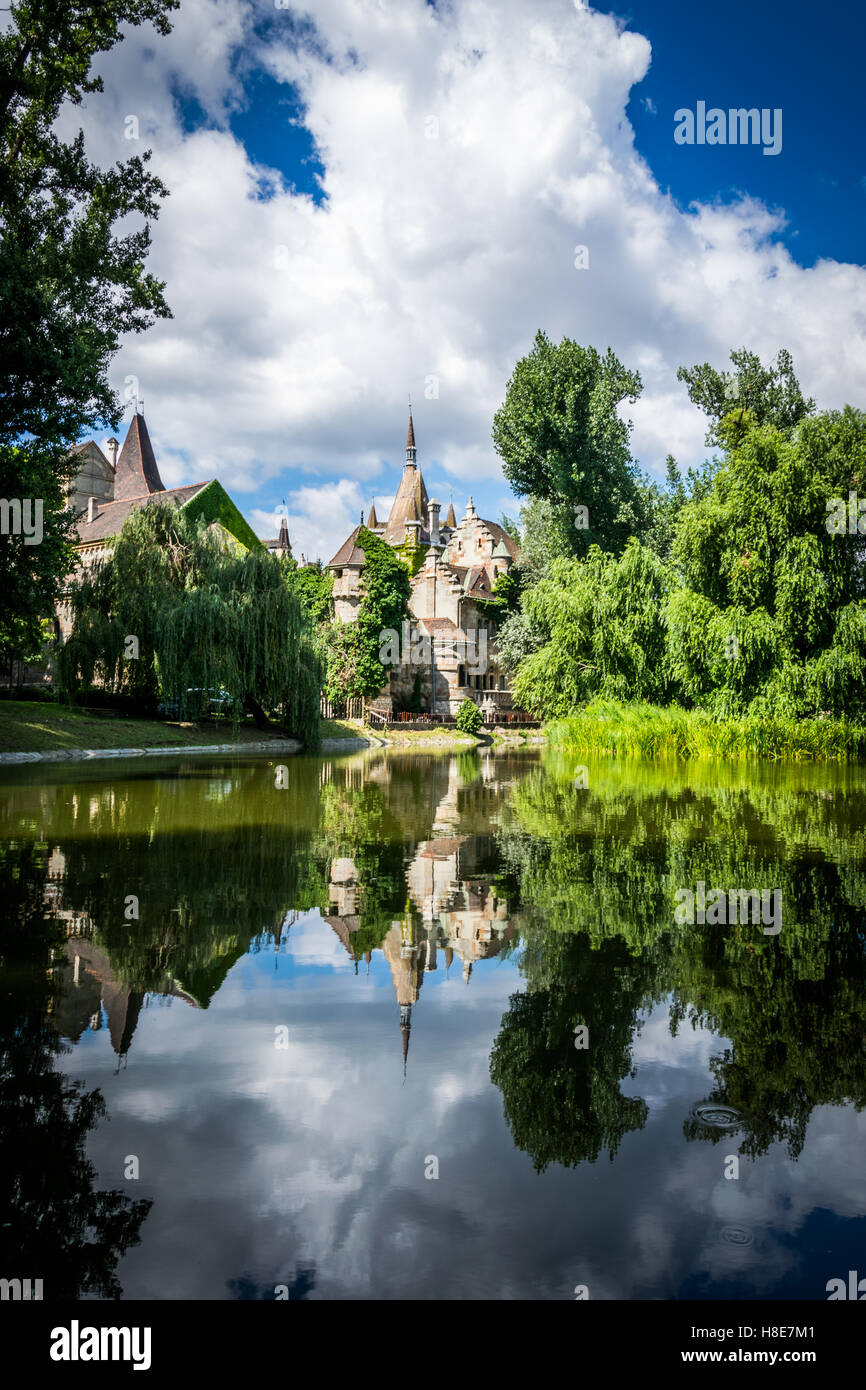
[51,914,865,1300]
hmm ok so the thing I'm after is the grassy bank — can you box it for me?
[546,699,866,761]
[380,725,477,746]
[319,718,368,741]
[0,700,296,754]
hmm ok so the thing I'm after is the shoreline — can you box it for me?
[0,729,547,764]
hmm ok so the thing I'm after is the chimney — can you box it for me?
[429,498,441,546]
[87,496,98,523]
[106,437,119,469]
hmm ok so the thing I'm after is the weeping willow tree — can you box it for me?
[57,504,322,747]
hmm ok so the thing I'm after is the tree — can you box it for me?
[492,330,645,559]
[57,505,322,745]
[0,1,178,666]
[280,556,333,628]
[324,526,411,705]
[510,540,674,718]
[667,408,866,717]
[455,698,483,735]
[677,347,815,447]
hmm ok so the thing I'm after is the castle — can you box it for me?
[58,409,519,718]
[327,413,518,717]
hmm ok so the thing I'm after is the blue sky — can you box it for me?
[69,0,866,560]
[621,0,866,269]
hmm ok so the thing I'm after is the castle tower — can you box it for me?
[382,411,429,543]
[113,412,165,501]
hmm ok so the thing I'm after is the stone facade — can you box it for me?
[68,439,117,517]
[327,416,519,717]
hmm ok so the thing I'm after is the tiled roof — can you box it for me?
[327,525,366,567]
[75,483,208,544]
[480,519,519,559]
[420,617,460,633]
[114,414,165,501]
[383,462,429,542]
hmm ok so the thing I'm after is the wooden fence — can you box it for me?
[320,696,365,720]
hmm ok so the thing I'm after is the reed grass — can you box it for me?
[545,699,866,761]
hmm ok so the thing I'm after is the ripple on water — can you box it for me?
[689,1101,743,1130]
[719,1224,755,1247]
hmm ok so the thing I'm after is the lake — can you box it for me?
[1,747,865,1301]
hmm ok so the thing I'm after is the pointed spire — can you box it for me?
[366,501,378,528]
[400,1002,412,1076]
[113,413,165,501]
[445,499,457,528]
[277,517,291,552]
[405,405,417,466]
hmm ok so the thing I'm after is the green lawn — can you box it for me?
[381,725,477,745]
[0,701,294,754]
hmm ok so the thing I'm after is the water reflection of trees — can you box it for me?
[6,749,866,1176]
[492,755,866,1169]
[3,753,529,1063]
[0,844,151,1298]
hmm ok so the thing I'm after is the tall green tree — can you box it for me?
[0,0,178,666]
[677,346,815,447]
[667,408,866,717]
[492,330,645,560]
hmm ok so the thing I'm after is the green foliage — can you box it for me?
[492,330,646,557]
[393,538,428,577]
[677,346,815,447]
[0,443,76,663]
[57,504,322,746]
[0,1,177,661]
[668,409,866,717]
[455,698,483,735]
[500,339,866,732]
[182,481,262,552]
[477,566,522,617]
[282,558,333,628]
[511,541,673,718]
[0,0,177,449]
[325,525,411,704]
[546,699,866,760]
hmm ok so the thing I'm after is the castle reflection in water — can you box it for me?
[41,754,522,1069]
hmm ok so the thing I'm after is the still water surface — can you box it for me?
[2,748,865,1300]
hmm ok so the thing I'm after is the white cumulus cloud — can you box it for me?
[61,0,866,558]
